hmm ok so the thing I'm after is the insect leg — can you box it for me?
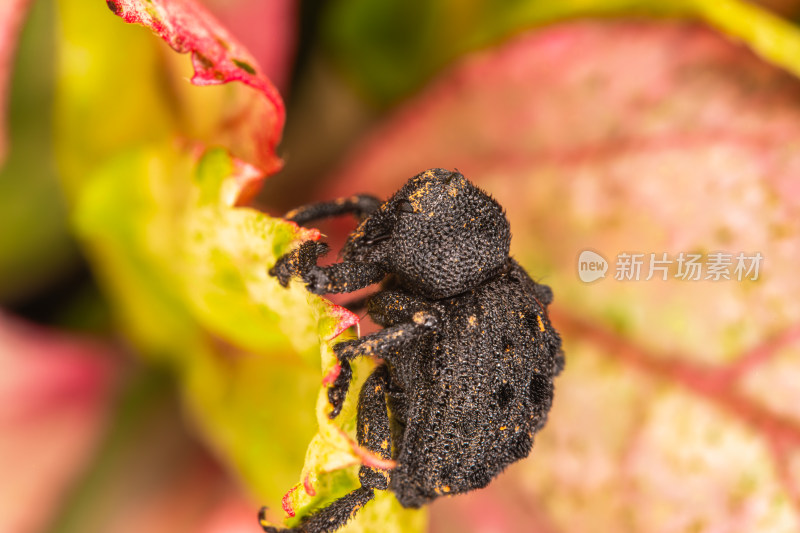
[260,367,392,533]
[327,313,436,418]
[356,365,393,490]
[327,359,351,419]
[259,488,374,533]
[334,311,437,363]
[269,241,329,288]
[269,241,386,294]
[366,290,430,326]
[284,195,381,226]
[308,261,386,294]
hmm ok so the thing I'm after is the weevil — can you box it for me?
[262,168,563,533]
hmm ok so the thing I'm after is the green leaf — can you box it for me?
[71,144,423,531]
[72,144,323,496]
[54,1,424,529]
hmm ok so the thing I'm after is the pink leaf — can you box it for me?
[107,0,285,174]
[0,314,117,533]
[0,313,263,533]
[324,20,800,532]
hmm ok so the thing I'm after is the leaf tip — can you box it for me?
[336,428,396,471]
[303,473,316,496]
[106,0,121,16]
[325,304,359,340]
[227,157,264,206]
[297,226,321,241]
[321,363,342,386]
[281,484,300,518]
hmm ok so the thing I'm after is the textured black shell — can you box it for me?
[263,168,563,533]
[383,260,561,507]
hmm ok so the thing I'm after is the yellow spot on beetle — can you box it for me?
[537,315,545,332]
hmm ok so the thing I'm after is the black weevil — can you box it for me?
[263,168,563,533]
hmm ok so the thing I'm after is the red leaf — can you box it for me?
[107,0,285,174]
[201,0,298,94]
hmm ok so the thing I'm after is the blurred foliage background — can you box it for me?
[3,0,800,532]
